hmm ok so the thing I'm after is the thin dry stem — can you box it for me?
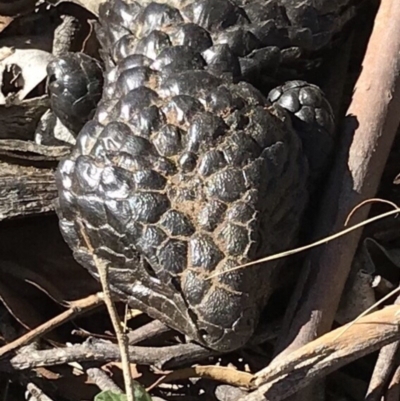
[0,293,103,358]
[79,223,134,401]
[148,366,254,391]
[207,207,400,279]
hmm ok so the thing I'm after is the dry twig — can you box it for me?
[385,364,400,401]
[26,383,54,401]
[239,305,400,401]
[127,320,170,345]
[274,0,400,358]
[79,224,135,401]
[147,366,254,391]
[0,341,212,372]
[365,295,400,401]
[0,293,103,358]
[0,321,279,373]
[86,366,123,394]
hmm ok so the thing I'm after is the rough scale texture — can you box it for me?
[48,53,104,135]
[53,0,351,351]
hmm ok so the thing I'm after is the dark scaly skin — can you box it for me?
[268,80,336,180]
[52,0,355,352]
[48,53,104,135]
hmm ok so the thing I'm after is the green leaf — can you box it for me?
[94,391,127,401]
[132,380,153,401]
[94,382,152,401]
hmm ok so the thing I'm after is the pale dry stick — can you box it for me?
[207,207,400,279]
[365,296,400,401]
[86,366,123,394]
[0,293,103,358]
[26,383,53,401]
[330,200,400,340]
[128,320,170,345]
[274,0,400,359]
[0,342,211,371]
[0,323,279,372]
[238,305,400,401]
[147,365,255,392]
[385,363,400,401]
[334,286,400,341]
[78,223,134,401]
[147,288,400,395]
[244,1,400,397]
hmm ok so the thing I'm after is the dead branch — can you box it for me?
[365,295,400,401]
[239,305,400,401]
[148,366,254,391]
[0,293,103,358]
[127,320,170,345]
[275,0,400,357]
[0,318,279,374]
[86,366,122,393]
[0,341,212,372]
[26,383,54,401]
[385,364,400,401]
[3,303,399,399]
